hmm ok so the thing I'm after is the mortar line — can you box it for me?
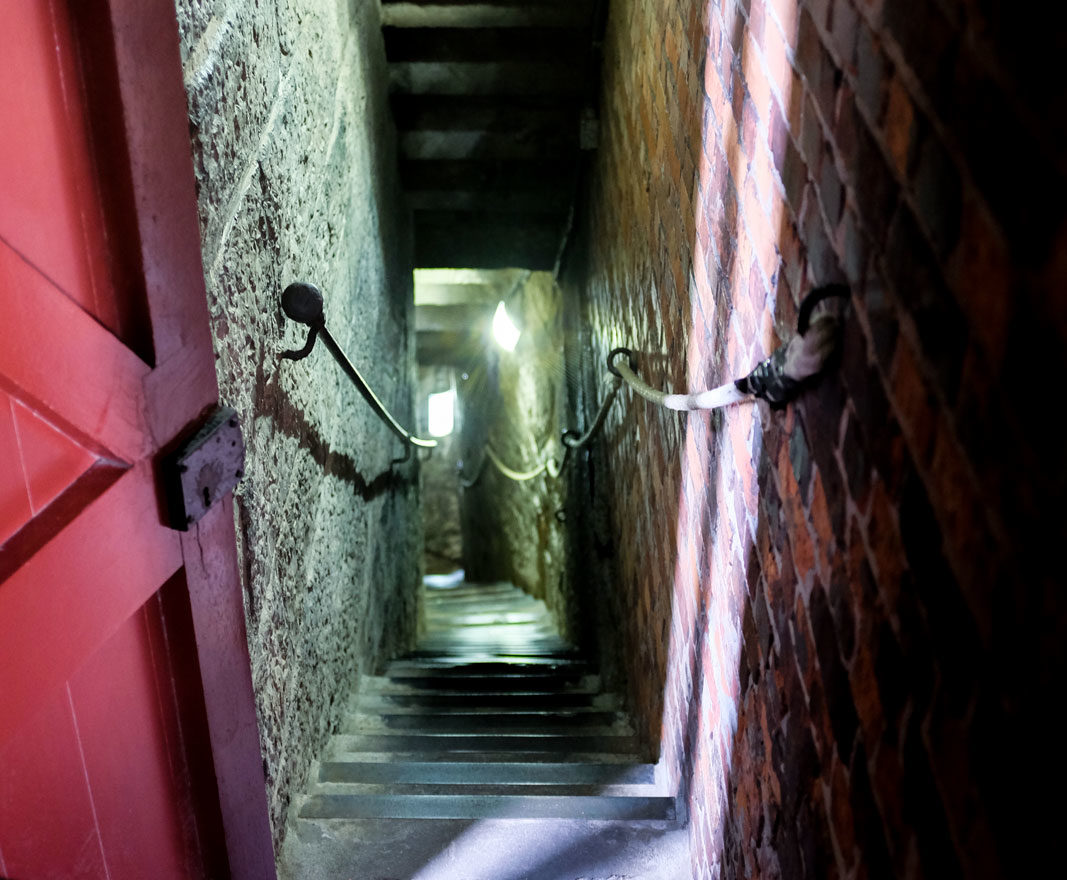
[204,66,295,282]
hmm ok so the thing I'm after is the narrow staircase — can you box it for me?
[281,580,689,880]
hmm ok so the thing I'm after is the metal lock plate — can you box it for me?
[164,405,245,530]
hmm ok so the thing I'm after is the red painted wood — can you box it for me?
[154,573,233,879]
[68,606,195,879]
[0,238,151,464]
[0,462,126,584]
[103,0,278,873]
[0,396,33,545]
[0,462,183,747]
[105,0,220,379]
[10,396,97,513]
[0,0,120,334]
[0,689,109,879]
[0,0,276,875]
[181,496,277,879]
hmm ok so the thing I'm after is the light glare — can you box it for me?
[427,389,455,437]
[492,301,521,351]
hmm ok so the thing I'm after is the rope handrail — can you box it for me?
[278,283,437,451]
[608,348,748,411]
[459,441,563,489]
[461,285,848,486]
[607,285,849,412]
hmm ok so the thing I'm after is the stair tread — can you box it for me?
[318,760,656,785]
[292,580,674,843]
[327,748,645,764]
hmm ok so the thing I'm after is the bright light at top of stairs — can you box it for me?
[492,301,520,352]
[428,388,456,437]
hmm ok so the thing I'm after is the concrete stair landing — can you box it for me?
[280,580,688,879]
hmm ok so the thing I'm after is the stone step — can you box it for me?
[410,642,572,656]
[326,747,644,765]
[383,27,588,63]
[310,782,657,797]
[356,690,608,709]
[378,673,595,692]
[422,611,548,626]
[281,817,690,880]
[284,578,683,880]
[396,652,584,666]
[345,712,631,735]
[317,760,656,786]
[299,793,677,821]
[380,1,595,30]
[385,659,586,675]
[354,695,616,713]
[359,679,602,699]
[390,61,585,97]
[331,732,642,754]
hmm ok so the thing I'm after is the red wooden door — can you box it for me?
[0,1,274,877]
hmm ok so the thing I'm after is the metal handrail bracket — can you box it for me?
[279,282,437,451]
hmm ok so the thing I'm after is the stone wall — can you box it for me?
[459,273,574,638]
[563,0,1066,877]
[175,0,420,847]
[417,365,463,574]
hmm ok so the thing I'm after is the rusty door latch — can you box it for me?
[163,405,245,530]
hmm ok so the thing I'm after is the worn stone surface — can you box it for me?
[176,0,420,849]
[561,0,1067,878]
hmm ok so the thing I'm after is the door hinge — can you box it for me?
[163,405,245,530]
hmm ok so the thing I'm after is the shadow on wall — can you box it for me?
[562,0,1065,877]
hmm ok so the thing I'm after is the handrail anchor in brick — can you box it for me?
[609,284,849,412]
[279,282,437,450]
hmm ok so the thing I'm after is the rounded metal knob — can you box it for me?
[281,282,325,326]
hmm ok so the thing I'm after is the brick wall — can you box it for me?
[564,0,1066,877]
[176,0,420,847]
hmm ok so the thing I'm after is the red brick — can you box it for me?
[946,194,1011,364]
[881,75,913,180]
[828,753,857,869]
[849,639,884,746]
[864,479,905,614]
[888,337,936,468]
[768,0,801,49]
[762,17,795,112]
[742,31,774,125]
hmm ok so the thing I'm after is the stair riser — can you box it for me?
[333,733,642,754]
[299,794,677,821]
[317,761,656,786]
[385,662,587,676]
[382,675,592,691]
[354,699,615,714]
[347,717,632,735]
[358,693,604,709]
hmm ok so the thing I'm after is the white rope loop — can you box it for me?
[609,348,751,412]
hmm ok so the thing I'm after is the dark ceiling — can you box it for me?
[382,0,602,270]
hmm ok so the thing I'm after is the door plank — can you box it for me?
[0,239,151,463]
[0,688,108,879]
[0,461,182,747]
[69,607,194,879]
[181,495,277,880]
[107,0,221,375]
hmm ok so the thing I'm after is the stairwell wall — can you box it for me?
[562,0,1066,877]
[175,0,420,848]
[459,273,574,639]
